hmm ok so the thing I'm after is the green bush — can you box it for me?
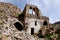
[57,38,60,40]
[45,34,53,40]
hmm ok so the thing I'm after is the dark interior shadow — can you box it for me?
[14,22,23,31]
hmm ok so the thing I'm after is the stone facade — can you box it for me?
[18,4,49,35]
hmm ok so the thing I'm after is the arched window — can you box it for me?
[35,21,37,26]
[14,22,23,31]
[29,9,35,15]
[43,21,48,25]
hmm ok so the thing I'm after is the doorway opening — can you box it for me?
[43,21,48,26]
[31,28,34,35]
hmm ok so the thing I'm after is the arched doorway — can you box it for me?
[43,21,48,26]
[14,22,23,31]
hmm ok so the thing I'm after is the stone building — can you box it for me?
[17,4,49,35]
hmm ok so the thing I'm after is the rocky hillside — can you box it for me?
[0,2,21,18]
[0,2,39,40]
[53,21,60,29]
[0,2,24,40]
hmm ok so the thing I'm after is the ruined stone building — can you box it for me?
[16,4,49,35]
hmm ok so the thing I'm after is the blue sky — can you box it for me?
[0,0,60,23]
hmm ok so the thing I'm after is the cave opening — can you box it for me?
[14,22,23,31]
